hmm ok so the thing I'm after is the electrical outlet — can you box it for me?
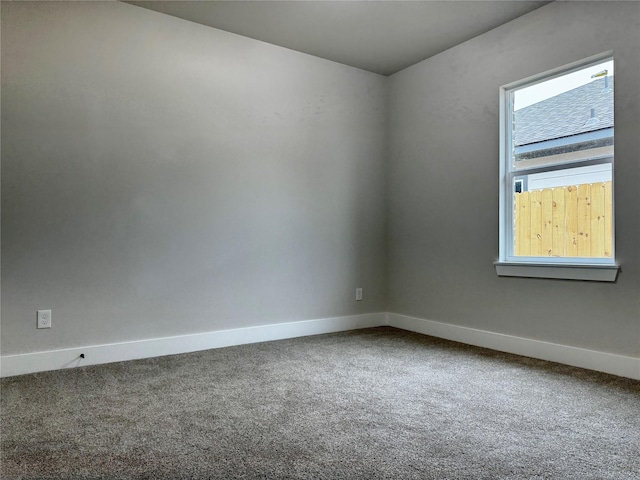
[356,288,363,301]
[37,310,51,329]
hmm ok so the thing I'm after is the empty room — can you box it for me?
[1,1,639,478]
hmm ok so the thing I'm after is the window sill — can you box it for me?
[494,262,619,282]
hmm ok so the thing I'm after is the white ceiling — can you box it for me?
[125,1,550,76]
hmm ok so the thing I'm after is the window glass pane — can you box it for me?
[502,57,616,266]
[512,60,613,170]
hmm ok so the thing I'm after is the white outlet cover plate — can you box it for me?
[37,310,51,329]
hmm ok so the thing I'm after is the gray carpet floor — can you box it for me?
[1,327,639,479]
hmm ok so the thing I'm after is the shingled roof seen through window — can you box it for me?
[514,76,613,147]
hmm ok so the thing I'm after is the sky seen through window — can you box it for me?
[514,60,613,111]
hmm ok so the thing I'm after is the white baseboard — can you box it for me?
[387,312,640,380]
[3,311,637,380]
[0,312,387,378]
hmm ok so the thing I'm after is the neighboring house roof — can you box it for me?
[514,76,613,147]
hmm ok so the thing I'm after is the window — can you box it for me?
[496,54,619,281]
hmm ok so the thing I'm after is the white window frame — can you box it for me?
[495,53,619,282]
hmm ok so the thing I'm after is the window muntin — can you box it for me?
[501,57,615,265]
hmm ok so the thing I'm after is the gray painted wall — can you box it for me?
[1,2,387,354]
[387,1,640,357]
[2,1,639,362]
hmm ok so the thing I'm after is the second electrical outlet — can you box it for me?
[37,310,52,329]
[356,288,363,301]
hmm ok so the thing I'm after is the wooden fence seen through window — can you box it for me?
[514,181,612,257]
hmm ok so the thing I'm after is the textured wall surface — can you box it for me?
[387,1,640,356]
[1,1,388,354]
[3,1,638,361]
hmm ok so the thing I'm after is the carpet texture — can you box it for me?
[1,327,639,479]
